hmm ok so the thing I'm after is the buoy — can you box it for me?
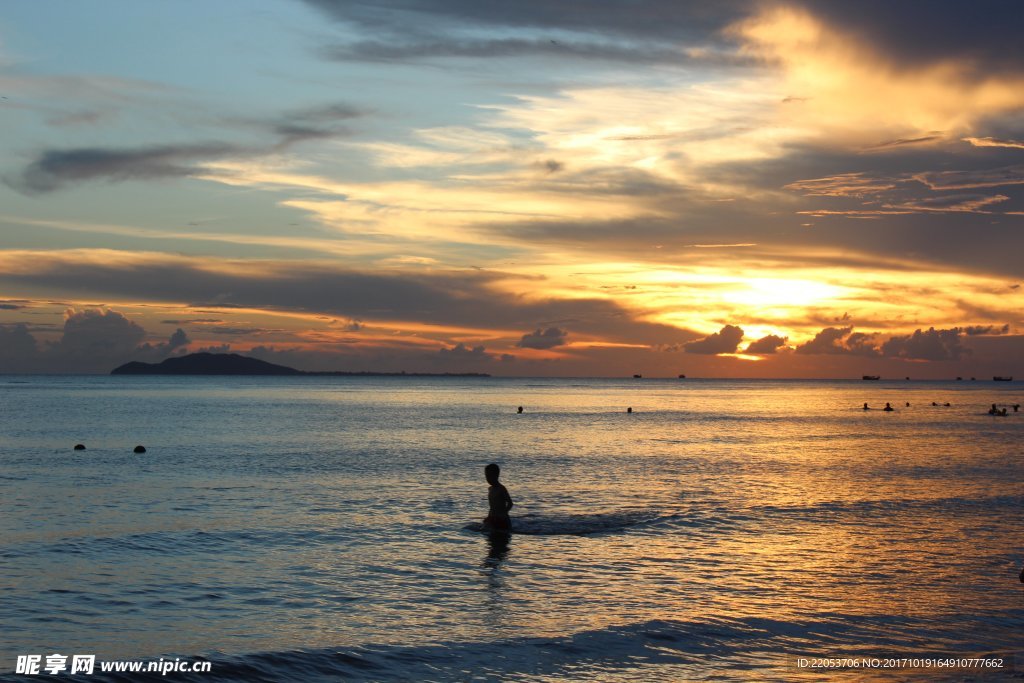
[73,444,86,451]
[134,445,146,454]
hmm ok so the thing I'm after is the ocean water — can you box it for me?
[1,376,1023,681]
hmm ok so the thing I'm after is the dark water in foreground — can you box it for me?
[2,376,1023,681]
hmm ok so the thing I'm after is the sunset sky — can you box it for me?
[1,0,1022,376]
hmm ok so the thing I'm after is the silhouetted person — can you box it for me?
[627,406,633,413]
[484,532,510,567]
[932,402,938,406]
[989,404,999,415]
[944,402,951,407]
[517,406,523,414]
[482,463,513,533]
[905,402,910,407]
[883,403,894,412]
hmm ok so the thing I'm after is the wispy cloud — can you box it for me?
[912,166,1024,190]
[964,136,1024,150]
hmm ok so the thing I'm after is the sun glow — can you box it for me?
[720,278,850,308]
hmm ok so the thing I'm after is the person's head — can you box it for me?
[485,463,500,485]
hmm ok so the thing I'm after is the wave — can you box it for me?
[749,493,1024,519]
[27,612,1020,683]
[464,509,679,536]
[0,526,359,561]
[459,492,1024,539]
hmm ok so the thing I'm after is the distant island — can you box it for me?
[111,352,491,377]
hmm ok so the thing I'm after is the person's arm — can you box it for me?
[504,487,514,512]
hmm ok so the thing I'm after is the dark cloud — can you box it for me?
[241,341,517,373]
[794,326,880,356]
[8,102,363,194]
[194,343,232,354]
[304,0,1024,76]
[437,342,492,362]
[963,324,1009,336]
[241,102,365,145]
[744,334,787,354]
[517,327,568,349]
[880,327,969,361]
[303,0,751,46]
[791,0,1024,75]
[0,324,39,372]
[321,37,753,66]
[540,159,564,174]
[683,324,744,354]
[167,327,189,348]
[56,308,147,363]
[133,328,191,362]
[208,327,272,336]
[790,325,991,362]
[0,310,194,373]
[0,252,697,350]
[45,110,108,127]
[160,318,222,324]
[864,134,944,151]
[11,143,240,194]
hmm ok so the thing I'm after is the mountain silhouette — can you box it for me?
[111,352,490,377]
[112,352,301,375]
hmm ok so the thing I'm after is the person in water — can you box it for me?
[883,402,894,411]
[483,463,514,532]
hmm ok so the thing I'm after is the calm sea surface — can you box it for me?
[2,376,1023,681]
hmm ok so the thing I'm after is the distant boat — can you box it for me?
[633,374,642,379]
[862,375,880,380]
[994,376,1013,381]
[678,374,686,379]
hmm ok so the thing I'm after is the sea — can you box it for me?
[1,376,1023,682]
